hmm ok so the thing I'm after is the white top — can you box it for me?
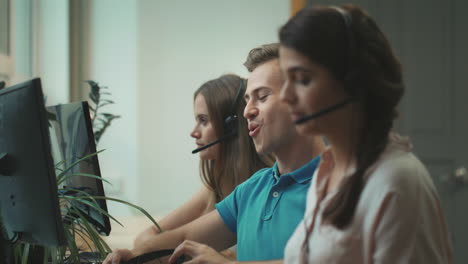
[284,134,453,264]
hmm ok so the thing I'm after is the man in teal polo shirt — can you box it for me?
[216,158,320,261]
[104,43,326,264]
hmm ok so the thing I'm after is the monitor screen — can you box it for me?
[0,78,66,246]
[47,101,111,236]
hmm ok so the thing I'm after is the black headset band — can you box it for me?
[331,6,355,81]
[227,78,245,118]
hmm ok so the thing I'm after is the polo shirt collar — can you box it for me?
[271,156,321,184]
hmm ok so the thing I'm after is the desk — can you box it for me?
[103,215,157,250]
[75,215,158,251]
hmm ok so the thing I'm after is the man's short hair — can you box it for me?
[244,43,280,72]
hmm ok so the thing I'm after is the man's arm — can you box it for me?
[134,186,214,247]
[137,209,235,254]
[104,209,236,263]
[168,240,282,264]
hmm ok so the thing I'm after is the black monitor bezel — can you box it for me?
[0,78,66,246]
[48,101,111,236]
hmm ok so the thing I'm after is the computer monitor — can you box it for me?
[0,78,66,248]
[47,101,111,236]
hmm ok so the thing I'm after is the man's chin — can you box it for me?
[255,143,272,156]
[254,145,264,155]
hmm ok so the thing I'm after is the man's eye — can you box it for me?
[297,78,310,85]
[259,95,268,101]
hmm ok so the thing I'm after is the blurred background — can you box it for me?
[1,0,468,262]
[0,0,290,217]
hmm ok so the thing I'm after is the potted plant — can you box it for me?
[8,81,161,263]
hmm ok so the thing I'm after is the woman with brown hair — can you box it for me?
[134,74,273,247]
[279,4,453,263]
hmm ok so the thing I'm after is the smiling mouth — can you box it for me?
[249,125,261,137]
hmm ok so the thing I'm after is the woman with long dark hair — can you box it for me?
[279,4,453,263]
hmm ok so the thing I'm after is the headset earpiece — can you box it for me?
[331,6,355,82]
[224,115,238,133]
[222,78,245,135]
[331,6,365,101]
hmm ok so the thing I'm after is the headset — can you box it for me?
[295,6,356,125]
[223,78,245,135]
[192,78,246,154]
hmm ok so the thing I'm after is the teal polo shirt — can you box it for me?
[215,156,320,261]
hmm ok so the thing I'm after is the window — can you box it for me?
[0,0,13,83]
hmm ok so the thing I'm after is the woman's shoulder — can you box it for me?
[365,134,434,197]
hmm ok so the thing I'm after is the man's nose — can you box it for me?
[244,101,259,120]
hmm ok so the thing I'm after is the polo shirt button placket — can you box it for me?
[272,191,279,198]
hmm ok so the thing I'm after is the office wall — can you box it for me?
[88,0,139,216]
[137,0,289,215]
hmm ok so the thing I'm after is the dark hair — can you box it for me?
[244,43,280,72]
[194,74,274,202]
[279,5,405,229]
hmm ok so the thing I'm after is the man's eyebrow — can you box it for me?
[288,66,310,74]
[244,86,270,101]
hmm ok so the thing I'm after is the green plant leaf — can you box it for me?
[84,80,120,144]
[98,102,114,108]
[55,159,66,168]
[89,91,99,105]
[100,112,118,118]
[57,173,113,187]
[92,196,163,233]
[64,225,80,263]
[56,149,105,183]
[58,188,100,208]
[73,228,96,252]
[63,195,124,227]
[94,115,121,143]
[72,208,109,257]
[97,117,109,124]
[85,80,100,97]
[50,246,57,264]
[20,244,29,264]
[43,247,49,264]
[13,244,23,263]
[99,99,114,104]
[72,220,112,254]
